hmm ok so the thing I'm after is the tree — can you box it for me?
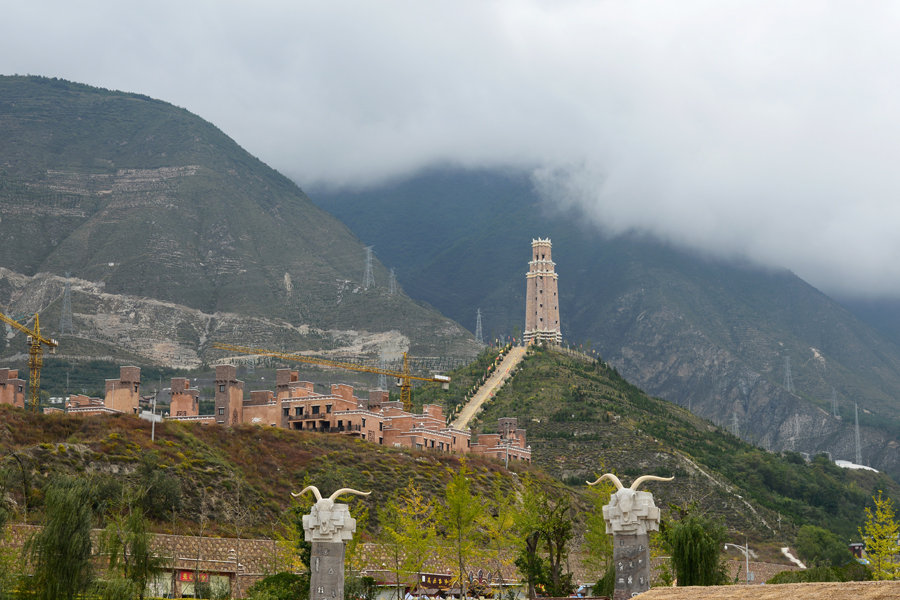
[25,477,95,600]
[859,490,900,580]
[796,524,852,568]
[439,459,485,600]
[378,483,438,600]
[513,478,574,598]
[662,508,728,586]
[582,475,615,596]
[98,488,167,600]
[479,479,519,599]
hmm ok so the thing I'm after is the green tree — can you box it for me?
[796,524,852,568]
[479,479,519,599]
[662,508,728,586]
[513,478,574,599]
[98,488,166,600]
[582,475,615,597]
[859,490,900,580]
[439,459,485,600]
[25,477,95,600]
[378,483,437,600]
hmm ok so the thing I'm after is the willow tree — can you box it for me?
[26,477,95,600]
[662,510,727,586]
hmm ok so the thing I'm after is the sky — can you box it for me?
[3,1,900,298]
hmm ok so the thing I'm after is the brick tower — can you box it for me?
[524,238,562,344]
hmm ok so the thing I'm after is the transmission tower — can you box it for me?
[831,387,839,418]
[377,353,387,390]
[854,402,863,465]
[783,355,794,394]
[475,308,484,345]
[59,272,74,335]
[388,268,397,296]
[731,410,740,437]
[362,246,375,290]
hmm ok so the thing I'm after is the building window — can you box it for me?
[378,437,383,444]
[218,407,224,415]
[312,405,320,414]
[362,418,366,427]
[326,404,332,413]
[295,407,302,416]
[283,408,289,417]
[379,422,383,431]
[133,384,139,392]
[219,384,225,392]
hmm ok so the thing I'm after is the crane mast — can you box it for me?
[211,342,449,412]
[0,311,58,413]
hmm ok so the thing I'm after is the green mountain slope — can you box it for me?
[311,168,900,481]
[0,76,479,364]
[423,346,899,542]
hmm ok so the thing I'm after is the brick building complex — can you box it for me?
[171,365,531,462]
[524,238,562,344]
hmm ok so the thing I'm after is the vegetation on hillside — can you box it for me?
[472,346,900,541]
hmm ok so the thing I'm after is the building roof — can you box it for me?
[637,581,900,600]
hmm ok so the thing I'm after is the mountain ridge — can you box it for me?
[0,75,480,364]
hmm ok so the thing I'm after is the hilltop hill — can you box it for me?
[0,76,479,367]
[418,346,900,543]
[312,167,900,481]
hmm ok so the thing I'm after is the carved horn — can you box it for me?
[587,473,624,490]
[629,475,674,491]
[328,488,372,502]
[292,485,323,502]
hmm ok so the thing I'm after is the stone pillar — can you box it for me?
[310,542,346,600]
[612,533,652,599]
[592,475,670,600]
[300,491,366,600]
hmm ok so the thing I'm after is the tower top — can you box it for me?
[531,238,552,247]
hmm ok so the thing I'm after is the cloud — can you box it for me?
[2,1,900,297]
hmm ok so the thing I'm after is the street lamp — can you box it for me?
[724,539,752,584]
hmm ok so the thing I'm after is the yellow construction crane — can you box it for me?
[0,311,58,413]
[211,342,449,412]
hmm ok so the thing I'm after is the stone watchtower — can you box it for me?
[524,238,562,344]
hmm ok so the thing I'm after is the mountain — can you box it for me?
[0,76,479,367]
[310,167,900,481]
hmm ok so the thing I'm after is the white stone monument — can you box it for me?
[587,473,672,599]
[293,486,371,600]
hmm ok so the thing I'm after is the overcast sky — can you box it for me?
[3,1,900,298]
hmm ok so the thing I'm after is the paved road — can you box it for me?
[451,345,527,430]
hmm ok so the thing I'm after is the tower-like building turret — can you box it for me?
[524,238,562,344]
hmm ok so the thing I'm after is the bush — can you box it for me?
[246,572,308,600]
